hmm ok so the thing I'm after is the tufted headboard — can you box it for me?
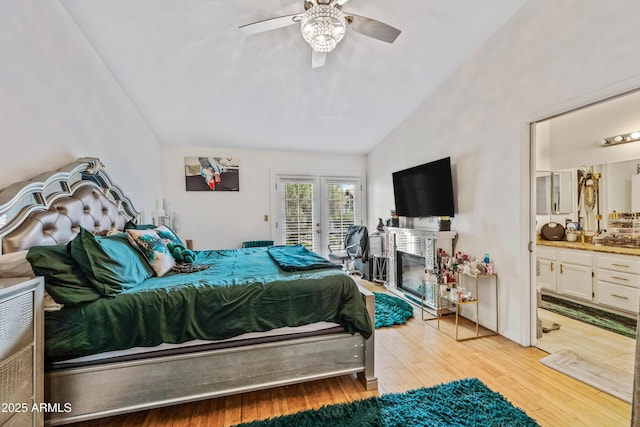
[0,157,139,254]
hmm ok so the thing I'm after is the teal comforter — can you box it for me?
[45,247,372,362]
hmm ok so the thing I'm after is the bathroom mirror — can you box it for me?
[536,170,572,214]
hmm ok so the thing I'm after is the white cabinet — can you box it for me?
[537,245,640,315]
[0,277,44,427]
[595,253,640,313]
[536,246,557,292]
[557,249,593,301]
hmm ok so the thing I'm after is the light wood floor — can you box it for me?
[69,282,632,427]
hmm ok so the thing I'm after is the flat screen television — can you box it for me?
[392,157,455,218]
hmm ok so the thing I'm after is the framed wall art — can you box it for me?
[184,156,240,191]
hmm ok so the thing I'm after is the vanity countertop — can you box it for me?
[537,238,640,257]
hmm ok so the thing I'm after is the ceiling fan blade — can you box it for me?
[239,14,301,35]
[312,50,327,68]
[335,0,350,5]
[346,14,401,43]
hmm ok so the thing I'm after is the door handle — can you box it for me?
[550,262,554,272]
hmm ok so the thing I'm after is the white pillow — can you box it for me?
[0,250,35,278]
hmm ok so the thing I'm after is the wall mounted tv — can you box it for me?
[392,156,455,218]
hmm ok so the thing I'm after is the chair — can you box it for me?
[328,225,369,276]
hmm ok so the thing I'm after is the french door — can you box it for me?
[276,175,363,256]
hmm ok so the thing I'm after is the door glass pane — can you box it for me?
[327,182,356,249]
[282,182,316,250]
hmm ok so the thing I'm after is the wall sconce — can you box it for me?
[601,131,640,147]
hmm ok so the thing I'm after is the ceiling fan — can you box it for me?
[239,0,401,68]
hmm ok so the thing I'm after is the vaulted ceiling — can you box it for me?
[60,0,526,154]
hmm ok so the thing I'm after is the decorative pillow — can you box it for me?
[167,243,196,264]
[125,222,184,246]
[126,229,176,277]
[154,225,184,246]
[26,244,102,306]
[70,228,154,296]
[0,250,35,278]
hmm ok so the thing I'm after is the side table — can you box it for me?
[424,271,498,341]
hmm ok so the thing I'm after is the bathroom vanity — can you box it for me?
[537,240,640,316]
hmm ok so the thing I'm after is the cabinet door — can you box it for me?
[558,262,593,301]
[537,258,556,291]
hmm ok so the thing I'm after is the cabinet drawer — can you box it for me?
[596,281,640,313]
[596,254,640,275]
[0,346,33,425]
[537,246,556,260]
[597,268,640,289]
[558,250,592,266]
[0,292,34,360]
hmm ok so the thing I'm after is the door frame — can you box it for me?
[525,80,640,346]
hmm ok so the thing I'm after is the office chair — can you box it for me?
[328,225,369,276]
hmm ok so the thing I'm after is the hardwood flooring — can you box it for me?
[69,282,632,427]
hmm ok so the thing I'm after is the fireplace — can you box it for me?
[386,228,456,311]
[397,251,425,298]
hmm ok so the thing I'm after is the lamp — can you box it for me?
[301,4,346,52]
[601,131,640,147]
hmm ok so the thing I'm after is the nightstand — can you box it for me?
[0,277,44,427]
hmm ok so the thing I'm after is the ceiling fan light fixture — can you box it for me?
[301,4,346,52]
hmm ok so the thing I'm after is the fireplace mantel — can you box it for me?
[385,228,457,309]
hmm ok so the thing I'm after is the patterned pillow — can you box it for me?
[126,229,175,277]
[125,222,184,246]
[154,225,183,246]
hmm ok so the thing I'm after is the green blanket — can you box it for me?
[45,247,372,363]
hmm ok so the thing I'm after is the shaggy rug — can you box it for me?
[540,349,633,403]
[374,292,414,328]
[540,294,636,338]
[233,378,539,427]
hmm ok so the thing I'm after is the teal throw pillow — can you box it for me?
[26,244,102,306]
[70,228,153,296]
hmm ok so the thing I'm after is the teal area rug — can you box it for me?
[233,378,539,427]
[540,294,636,339]
[374,292,414,328]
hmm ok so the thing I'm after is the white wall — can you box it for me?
[161,145,366,250]
[0,1,161,214]
[548,90,640,170]
[367,0,640,345]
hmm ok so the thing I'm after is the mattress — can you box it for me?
[49,321,344,370]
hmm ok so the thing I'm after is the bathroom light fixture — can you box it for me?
[601,130,640,147]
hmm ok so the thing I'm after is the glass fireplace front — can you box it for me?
[397,251,425,298]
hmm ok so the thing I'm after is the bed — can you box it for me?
[0,157,377,426]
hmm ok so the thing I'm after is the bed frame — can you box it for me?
[0,157,377,426]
